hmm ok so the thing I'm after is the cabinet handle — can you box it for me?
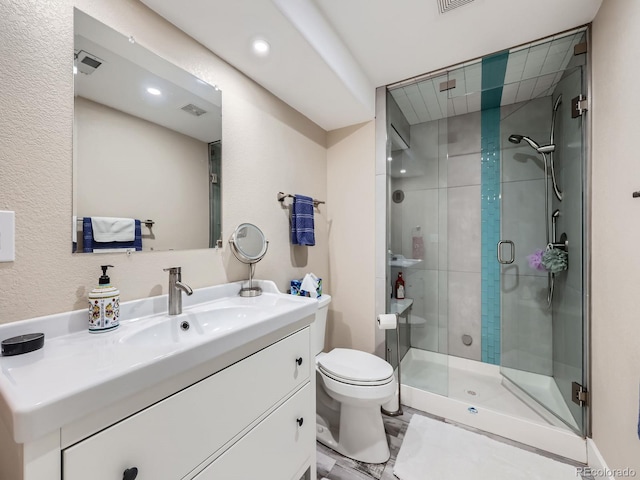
[296,357,303,366]
[297,417,304,427]
[123,467,138,480]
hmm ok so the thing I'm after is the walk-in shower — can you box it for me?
[380,27,589,461]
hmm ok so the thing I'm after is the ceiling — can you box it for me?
[390,29,587,125]
[140,0,602,131]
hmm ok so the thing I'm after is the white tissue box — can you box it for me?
[290,278,322,298]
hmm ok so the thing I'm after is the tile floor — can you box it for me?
[316,405,595,480]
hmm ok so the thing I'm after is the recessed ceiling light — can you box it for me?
[146,87,161,96]
[400,169,407,174]
[252,38,270,57]
[387,156,393,162]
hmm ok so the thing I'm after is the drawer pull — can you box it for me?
[296,357,303,366]
[123,467,138,480]
[296,417,304,427]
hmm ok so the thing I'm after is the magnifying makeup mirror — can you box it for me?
[229,223,269,297]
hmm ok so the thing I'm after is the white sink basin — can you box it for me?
[122,303,269,347]
[0,281,317,443]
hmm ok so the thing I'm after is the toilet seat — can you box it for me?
[317,348,394,386]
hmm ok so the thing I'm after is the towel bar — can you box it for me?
[76,217,155,228]
[277,192,325,207]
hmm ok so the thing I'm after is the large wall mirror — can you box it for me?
[73,9,222,253]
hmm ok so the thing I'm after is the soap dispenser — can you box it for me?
[88,265,120,333]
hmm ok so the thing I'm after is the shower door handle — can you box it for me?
[497,240,515,264]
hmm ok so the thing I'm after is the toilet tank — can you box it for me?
[313,294,332,356]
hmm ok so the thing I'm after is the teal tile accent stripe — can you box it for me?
[480,52,508,365]
[481,52,509,110]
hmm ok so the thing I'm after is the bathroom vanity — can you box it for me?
[0,281,316,480]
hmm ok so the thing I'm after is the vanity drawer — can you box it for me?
[62,327,310,480]
[193,383,313,480]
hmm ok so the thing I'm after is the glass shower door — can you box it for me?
[386,72,450,397]
[500,55,586,435]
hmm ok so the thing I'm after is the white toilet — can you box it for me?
[314,295,396,464]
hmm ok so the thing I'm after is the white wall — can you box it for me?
[75,97,209,251]
[591,0,640,475]
[326,121,376,353]
[0,0,328,324]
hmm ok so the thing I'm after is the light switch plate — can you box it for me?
[0,211,16,262]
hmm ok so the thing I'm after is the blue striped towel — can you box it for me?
[291,194,315,246]
[82,218,142,252]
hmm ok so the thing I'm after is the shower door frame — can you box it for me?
[582,25,593,440]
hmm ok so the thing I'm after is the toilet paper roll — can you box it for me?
[377,313,398,330]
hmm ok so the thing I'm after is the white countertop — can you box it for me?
[0,280,317,444]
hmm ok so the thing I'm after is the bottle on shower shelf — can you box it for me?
[412,226,424,260]
[395,272,406,300]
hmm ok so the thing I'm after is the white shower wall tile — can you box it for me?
[438,188,448,271]
[408,122,440,190]
[394,170,436,193]
[390,199,402,255]
[501,179,547,278]
[404,268,439,326]
[447,111,481,157]
[438,119,449,188]
[501,144,546,183]
[501,274,552,375]
[447,271,481,361]
[447,185,481,273]
[553,69,583,293]
[501,97,552,183]
[390,178,402,255]
[438,271,449,355]
[447,152,481,187]
[404,268,439,352]
[400,189,439,270]
[376,174,388,279]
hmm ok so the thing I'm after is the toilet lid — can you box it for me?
[318,348,394,384]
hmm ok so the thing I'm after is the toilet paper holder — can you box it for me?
[378,312,403,417]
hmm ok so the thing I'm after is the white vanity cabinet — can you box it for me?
[61,327,313,480]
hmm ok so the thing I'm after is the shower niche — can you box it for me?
[382,26,588,448]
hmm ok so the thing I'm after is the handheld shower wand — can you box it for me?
[507,134,555,154]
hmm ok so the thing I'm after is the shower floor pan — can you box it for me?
[399,348,585,463]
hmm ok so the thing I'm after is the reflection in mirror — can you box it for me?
[229,224,269,297]
[72,9,222,253]
[231,224,268,263]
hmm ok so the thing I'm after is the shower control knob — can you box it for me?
[122,467,138,480]
[296,357,303,366]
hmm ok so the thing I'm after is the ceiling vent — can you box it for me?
[181,104,207,117]
[75,50,103,75]
[437,0,475,14]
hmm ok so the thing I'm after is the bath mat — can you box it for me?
[394,415,579,479]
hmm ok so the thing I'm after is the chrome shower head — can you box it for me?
[508,134,555,154]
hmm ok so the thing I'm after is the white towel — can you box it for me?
[91,217,136,242]
[72,216,78,243]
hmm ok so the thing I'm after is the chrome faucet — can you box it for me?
[163,267,193,315]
